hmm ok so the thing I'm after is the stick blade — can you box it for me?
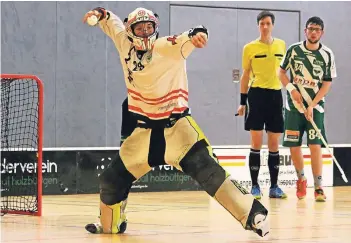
[342,174,348,183]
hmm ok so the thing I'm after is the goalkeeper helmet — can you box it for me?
[125,8,159,51]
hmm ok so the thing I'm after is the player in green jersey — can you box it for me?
[278,16,336,202]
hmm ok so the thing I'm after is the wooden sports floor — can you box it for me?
[1,187,351,243]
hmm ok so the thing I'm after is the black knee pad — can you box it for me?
[99,153,136,205]
[179,142,226,196]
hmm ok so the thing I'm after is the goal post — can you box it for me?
[1,74,44,216]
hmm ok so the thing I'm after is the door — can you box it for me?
[171,5,239,145]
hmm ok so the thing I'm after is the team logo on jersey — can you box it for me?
[313,59,324,66]
[284,130,300,142]
[167,35,178,45]
[146,54,152,63]
[293,75,318,87]
[294,56,305,61]
[313,66,323,77]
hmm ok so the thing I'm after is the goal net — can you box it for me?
[1,74,43,216]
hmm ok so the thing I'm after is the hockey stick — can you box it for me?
[296,84,348,183]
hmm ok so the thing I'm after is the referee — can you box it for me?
[236,11,287,199]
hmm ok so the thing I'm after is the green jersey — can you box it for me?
[280,41,336,113]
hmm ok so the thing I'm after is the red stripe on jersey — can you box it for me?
[128,88,188,102]
[130,94,188,105]
[129,105,188,119]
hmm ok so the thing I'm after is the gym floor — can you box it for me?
[1,187,351,243]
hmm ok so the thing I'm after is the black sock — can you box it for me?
[249,149,261,186]
[268,151,280,187]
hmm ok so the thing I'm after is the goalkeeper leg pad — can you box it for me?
[85,155,133,234]
[85,200,128,234]
[180,146,269,236]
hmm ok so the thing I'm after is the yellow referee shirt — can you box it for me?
[242,38,286,90]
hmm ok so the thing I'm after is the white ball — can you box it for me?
[87,15,98,26]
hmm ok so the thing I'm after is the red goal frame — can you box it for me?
[1,74,44,216]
